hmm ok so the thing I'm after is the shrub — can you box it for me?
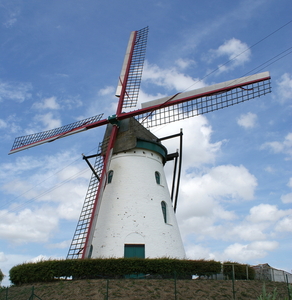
[9,258,222,285]
[223,262,255,280]
[0,269,4,284]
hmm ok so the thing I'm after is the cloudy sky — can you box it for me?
[0,0,291,286]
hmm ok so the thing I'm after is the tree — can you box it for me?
[0,269,4,285]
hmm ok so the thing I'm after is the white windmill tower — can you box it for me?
[9,27,271,260]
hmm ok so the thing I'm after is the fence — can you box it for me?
[254,265,292,283]
[0,286,42,300]
[0,274,291,300]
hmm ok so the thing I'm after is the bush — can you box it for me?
[223,262,255,280]
[0,269,4,284]
[9,258,222,285]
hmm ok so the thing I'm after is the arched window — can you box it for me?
[108,170,114,184]
[155,171,160,184]
[161,201,167,223]
[88,245,93,258]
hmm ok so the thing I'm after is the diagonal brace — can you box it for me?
[82,154,100,181]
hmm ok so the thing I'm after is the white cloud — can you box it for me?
[0,252,7,262]
[2,7,20,28]
[175,58,196,70]
[0,208,59,244]
[0,150,91,245]
[185,240,279,263]
[190,164,257,201]
[99,86,115,96]
[0,119,7,129]
[229,223,266,241]
[33,112,62,130]
[33,96,60,110]
[142,61,205,92]
[0,253,33,286]
[275,216,292,232]
[264,166,275,173]
[247,204,291,223]
[276,73,292,103]
[153,116,222,169]
[3,17,17,28]
[29,255,53,263]
[221,241,278,262]
[209,38,251,73]
[237,112,257,129]
[288,178,292,188]
[48,240,71,249]
[0,156,43,180]
[185,244,214,260]
[261,132,292,158]
[177,164,257,239]
[0,80,32,103]
[281,193,292,204]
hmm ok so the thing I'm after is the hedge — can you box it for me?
[0,269,4,283]
[223,262,255,280]
[10,258,222,285]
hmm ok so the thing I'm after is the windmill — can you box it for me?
[9,27,271,260]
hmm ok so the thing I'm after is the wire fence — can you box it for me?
[0,285,42,300]
[1,273,291,300]
[1,265,292,300]
[254,266,292,283]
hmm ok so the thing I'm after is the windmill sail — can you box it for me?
[116,26,148,109]
[68,28,149,259]
[135,72,271,127]
[9,113,105,154]
[66,143,105,259]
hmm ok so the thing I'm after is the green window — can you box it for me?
[161,201,167,223]
[108,170,114,184]
[155,171,160,184]
[124,244,145,258]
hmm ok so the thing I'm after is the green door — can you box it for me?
[124,244,145,258]
[124,244,145,278]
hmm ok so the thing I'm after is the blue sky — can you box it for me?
[0,0,291,286]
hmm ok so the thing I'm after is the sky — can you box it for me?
[0,0,291,286]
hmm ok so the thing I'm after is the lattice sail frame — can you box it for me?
[137,72,271,127]
[116,26,148,109]
[10,114,104,154]
[66,142,105,259]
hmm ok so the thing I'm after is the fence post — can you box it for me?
[286,274,291,300]
[174,271,177,300]
[30,286,35,300]
[232,264,236,300]
[105,279,109,300]
[246,265,249,280]
[5,287,8,300]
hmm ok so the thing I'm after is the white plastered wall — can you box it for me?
[90,147,186,259]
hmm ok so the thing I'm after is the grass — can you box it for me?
[0,279,290,300]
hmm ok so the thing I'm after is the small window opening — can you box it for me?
[155,171,160,184]
[108,170,114,184]
[161,201,167,223]
[88,245,93,258]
